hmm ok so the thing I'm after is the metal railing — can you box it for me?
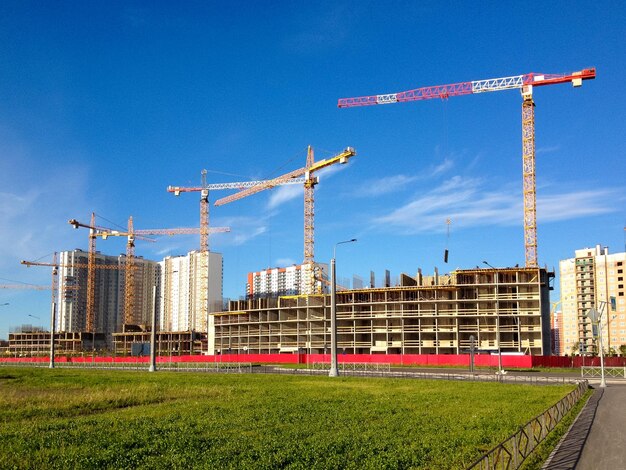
[467,380,588,469]
[0,360,254,373]
[581,366,626,378]
[310,362,391,373]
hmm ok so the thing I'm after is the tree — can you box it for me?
[619,344,626,357]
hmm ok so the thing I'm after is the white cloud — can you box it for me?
[351,158,454,198]
[430,158,454,176]
[212,214,270,245]
[232,226,267,246]
[267,184,303,209]
[538,190,624,222]
[373,176,623,235]
[275,257,297,267]
[356,174,421,197]
[537,145,561,154]
[0,132,91,281]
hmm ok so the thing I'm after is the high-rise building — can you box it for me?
[246,263,329,298]
[551,308,562,355]
[57,249,161,347]
[559,246,626,356]
[159,251,223,333]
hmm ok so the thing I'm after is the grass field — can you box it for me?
[0,367,577,469]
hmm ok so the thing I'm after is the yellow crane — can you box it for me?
[21,253,124,337]
[168,171,305,253]
[214,146,356,293]
[69,215,229,328]
[168,173,305,325]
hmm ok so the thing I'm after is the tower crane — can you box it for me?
[168,172,305,330]
[21,254,125,337]
[69,214,157,333]
[338,68,595,267]
[114,217,229,327]
[167,171,305,253]
[69,216,229,328]
[214,146,356,293]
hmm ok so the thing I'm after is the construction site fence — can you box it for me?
[1,353,625,369]
[581,366,626,378]
[0,358,585,387]
[467,380,589,470]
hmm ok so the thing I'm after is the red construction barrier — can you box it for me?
[1,353,623,368]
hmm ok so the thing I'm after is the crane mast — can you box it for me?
[339,68,595,267]
[123,219,229,329]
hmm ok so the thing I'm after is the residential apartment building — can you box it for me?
[247,262,329,298]
[215,267,553,356]
[159,250,223,333]
[57,249,161,347]
[559,246,626,355]
[551,308,562,355]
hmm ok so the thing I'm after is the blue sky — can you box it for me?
[1,1,624,339]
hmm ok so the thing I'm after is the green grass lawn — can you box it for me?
[0,367,577,469]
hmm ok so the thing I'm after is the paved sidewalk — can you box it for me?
[543,382,626,469]
[575,383,626,469]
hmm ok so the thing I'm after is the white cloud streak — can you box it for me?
[352,158,455,198]
[275,257,296,266]
[267,184,303,209]
[373,176,623,234]
[210,215,269,247]
[265,164,349,210]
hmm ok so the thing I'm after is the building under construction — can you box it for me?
[112,326,204,356]
[214,266,554,356]
[7,327,106,357]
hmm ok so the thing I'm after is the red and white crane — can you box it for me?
[339,68,596,267]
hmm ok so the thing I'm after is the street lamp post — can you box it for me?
[586,303,607,388]
[149,286,157,372]
[483,261,503,374]
[329,238,357,378]
[49,302,56,369]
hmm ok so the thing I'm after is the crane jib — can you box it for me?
[338,68,596,107]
